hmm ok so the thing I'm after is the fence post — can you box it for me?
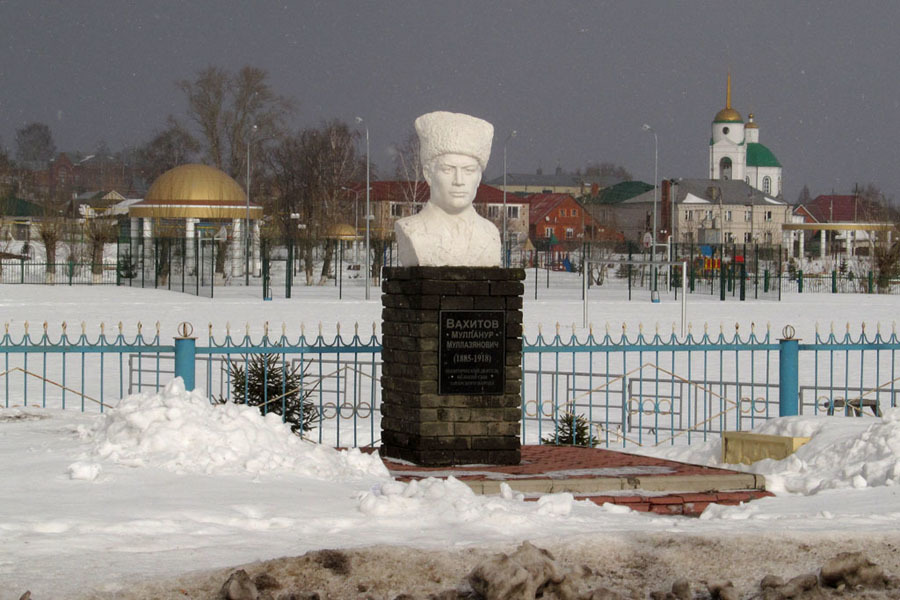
[868,271,874,294]
[174,322,197,391]
[831,270,837,294]
[778,325,799,416]
[798,270,803,293]
[719,259,726,301]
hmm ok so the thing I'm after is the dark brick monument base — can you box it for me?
[380,266,524,466]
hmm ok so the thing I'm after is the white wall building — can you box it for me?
[708,75,783,198]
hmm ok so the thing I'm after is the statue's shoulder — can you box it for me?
[395,212,424,233]
[474,213,501,239]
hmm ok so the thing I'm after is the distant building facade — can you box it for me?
[486,167,623,197]
[527,193,598,244]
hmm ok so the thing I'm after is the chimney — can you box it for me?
[661,180,672,236]
[591,182,599,197]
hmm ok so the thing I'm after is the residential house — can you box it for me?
[601,178,792,248]
[527,193,599,246]
[791,194,896,260]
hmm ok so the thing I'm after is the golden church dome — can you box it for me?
[130,164,262,220]
[714,107,743,123]
[745,113,759,129]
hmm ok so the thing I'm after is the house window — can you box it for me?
[684,210,693,221]
[559,208,567,217]
[570,208,578,217]
[565,228,574,240]
[745,176,750,184]
[724,210,732,222]
[765,232,773,244]
[744,232,752,243]
[544,227,554,238]
[507,205,519,219]
[390,203,404,218]
[725,232,735,243]
[705,210,713,220]
[765,210,773,222]
[763,176,772,194]
[744,209,752,222]
[487,205,501,219]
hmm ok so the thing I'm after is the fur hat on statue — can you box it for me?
[415,111,494,171]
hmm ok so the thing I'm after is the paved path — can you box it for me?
[384,445,772,516]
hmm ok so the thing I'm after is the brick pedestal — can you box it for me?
[380,266,524,466]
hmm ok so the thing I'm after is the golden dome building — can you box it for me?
[128,164,263,278]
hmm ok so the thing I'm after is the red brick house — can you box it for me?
[527,193,604,244]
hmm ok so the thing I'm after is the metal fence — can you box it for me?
[0,260,119,285]
[2,321,897,449]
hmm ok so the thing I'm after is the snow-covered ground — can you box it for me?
[1,278,899,598]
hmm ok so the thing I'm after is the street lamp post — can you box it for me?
[245,124,258,286]
[356,117,371,300]
[502,130,517,268]
[641,124,658,296]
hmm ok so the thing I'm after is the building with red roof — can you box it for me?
[527,193,610,245]
[789,194,896,259]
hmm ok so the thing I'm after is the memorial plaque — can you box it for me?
[439,310,505,395]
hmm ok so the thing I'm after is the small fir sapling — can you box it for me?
[542,411,598,447]
[216,354,319,436]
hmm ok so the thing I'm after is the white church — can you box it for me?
[708,75,783,198]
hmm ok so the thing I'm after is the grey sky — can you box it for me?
[2,1,899,203]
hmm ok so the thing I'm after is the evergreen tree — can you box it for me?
[542,411,597,447]
[216,354,318,435]
[797,184,812,206]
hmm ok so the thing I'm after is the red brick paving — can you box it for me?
[582,490,773,517]
[385,445,752,479]
[382,445,773,517]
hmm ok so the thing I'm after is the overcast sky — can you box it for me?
[2,1,899,203]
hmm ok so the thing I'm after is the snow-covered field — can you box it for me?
[1,277,899,598]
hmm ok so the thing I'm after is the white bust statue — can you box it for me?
[395,111,501,267]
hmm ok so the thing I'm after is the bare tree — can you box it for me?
[136,116,200,182]
[582,162,633,182]
[85,218,118,283]
[15,122,56,164]
[390,129,427,217]
[37,218,64,284]
[268,120,363,285]
[178,65,293,180]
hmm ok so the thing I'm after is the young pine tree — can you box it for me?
[216,354,318,436]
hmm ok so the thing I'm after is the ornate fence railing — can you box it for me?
[2,320,897,449]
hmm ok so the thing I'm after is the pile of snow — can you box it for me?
[647,409,900,496]
[78,378,389,479]
[746,409,900,495]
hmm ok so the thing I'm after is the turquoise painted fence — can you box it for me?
[2,321,897,449]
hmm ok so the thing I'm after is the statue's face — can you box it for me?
[423,153,482,215]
